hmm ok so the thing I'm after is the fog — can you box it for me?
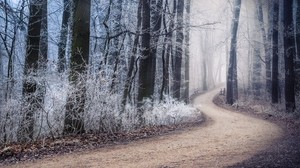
[189,0,267,93]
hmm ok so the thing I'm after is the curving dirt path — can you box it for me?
[5,88,283,168]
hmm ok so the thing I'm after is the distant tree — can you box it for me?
[57,0,71,73]
[200,31,208,91]
[283,0,296,112]
[18,0,44,141]
[271,0,279,104]
[256,0,271,96]
[0,0,18,101]
[173,0,184,100]
[183,0,191,103]
[202,59,207,91]
[226,0,241,105]
[252,42,262,98]
[64,0,91,134]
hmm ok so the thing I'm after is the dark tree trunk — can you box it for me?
[122,1,142,108]
[272,0,279,104]
[137,0,153,125]
[110,0,124,92]
[160,1,168,101]
[148,0,162,95]
[64,0,91,134]
[37,0,48,103]
[0,45,2,86]
[283,0,296,112]
[19,0,43,142]
[226,0,241,105]
[0,40,2,78]
[173,0,184,100]
[295,0,300,93]
[160,0,176,100]
[39,0,48,67]
[57,0,70,73]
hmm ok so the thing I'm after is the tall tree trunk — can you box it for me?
[57,0,70,73]
[226,0,241,105]
[160,0,176,100]
[110,0,124,92]
[1,0,19,142]
[256,0,272,96]
[160,1,168,101]
[3,29,17,102]
[245,4,252,94]
[173,0,184,100]
[252,42,262,98]
[64,0,91,134]
[122,1,142,108]
[37,0,48,103]
[18,0,43,141]
[0,45,2,90]
[137,0,153,125]
[39,0,48,67]
[283,0,296,112]
[272,0,279,104]
[0,0,17,101]
[295,0,300,93]
[149,0,162,96]
[183,0,191,103]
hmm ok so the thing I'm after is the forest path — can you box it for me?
[5,87,283,168]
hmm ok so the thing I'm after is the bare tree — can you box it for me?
[256,0,271,96]
[18,0,44,141]
[226,0,241,105]
[252,42,262,98]
[137,0,153,125]
[57,0,71,73]
[295,0,300,92]
[110,0,124,92]
[64,0,91,134]
[283,0,296,112]
[160,0,176,100]
[183,0,191,103]
[173,0,184,100]
[122,1,142,108]
[271,0,279,104]
[149,0,163,96]
[0,0,23,101]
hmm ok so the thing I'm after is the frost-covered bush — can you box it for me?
[0,99,22,143]
[84,74,124,133]
[143,97,201,126]
[0,69,201,144]
[37,71,69,138]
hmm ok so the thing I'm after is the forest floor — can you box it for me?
[1,87,297,168]
[214,92,300,168]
